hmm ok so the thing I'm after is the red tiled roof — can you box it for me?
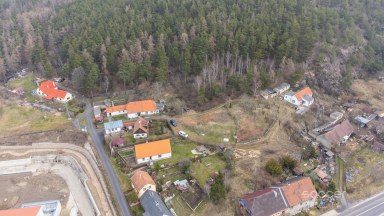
[324,120,355,144]
[133,117,149,134]
[130,170,155,192]
[0,206,41,216]
[38,80,68,99]
[279,177,316,206]
[135,139,171,159]
[295,87,313,102]
[126,100,157,114]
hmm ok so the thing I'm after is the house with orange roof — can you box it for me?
[130,170,156,198]
[284,87,314,107]
[105,100,160,118]
[133,117,149,139]
[0,206,43,216]
[134,139,171,164]
[274,177,317,215]
[36,80,73,103]
[126,100,159,119]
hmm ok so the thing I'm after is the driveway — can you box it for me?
[84,100,132,216]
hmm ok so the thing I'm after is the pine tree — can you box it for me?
[155,48,168,82]
[117,59,136,88]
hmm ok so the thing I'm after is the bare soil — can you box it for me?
[0,173,69,210]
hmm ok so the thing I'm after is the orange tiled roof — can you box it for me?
[0,206,41,216]
[130,170,155,192]
[133,117,149,133]
[126,100,156,114]
[294,87,313,102]
[38,80,68,99]
[135,139,171,159]
[279,177,316,207]
[105,105,127,113]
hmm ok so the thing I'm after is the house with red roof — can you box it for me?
[130,170,156,198]
[239,177,317,216]
[284,87,314,107]
[133,118,149,139]
[36,80,73,103]
[105,100,161,119]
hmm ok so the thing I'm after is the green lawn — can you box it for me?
[110,157,131,192]
[169,194,193,216]
[190,156,226,186]
[158,139,197,165]
[112,114,128,121]
[182,124,236,145]
[8,74,38,102]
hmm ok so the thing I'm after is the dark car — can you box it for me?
[169,119,177,127]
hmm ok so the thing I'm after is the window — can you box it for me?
[158,154,162,158]
[149,156,152,160]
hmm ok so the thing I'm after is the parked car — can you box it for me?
[179,131,188,138]
[169,119,177,127]
[54,77,65,83]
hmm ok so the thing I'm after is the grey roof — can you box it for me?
[302,95,314,102]
[330,112,343,120]
[104,120,124,130]
[274,83,291,91]
[285,91,295,96]
[240,188,288,216]
[140,190,173,216]
[93,106,101,116]
[355,116,370,125]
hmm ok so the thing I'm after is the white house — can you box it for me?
[18,200,61,216]
[105,105,127,117]
[37,80,73,103]
[104,120,124,135]
[133,118,149,139]
[284,87,314,107]
[135,139,172,164]
[127,100,160,119]
[130,170,156,198]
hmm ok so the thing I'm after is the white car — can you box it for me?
[178,131,188,138]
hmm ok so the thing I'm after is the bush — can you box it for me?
[210,171,226,204]
[302,144,317,160]
[178,159,191,174]
[265,159,282,176]
[279,155,297,172]
[127,192,138,203]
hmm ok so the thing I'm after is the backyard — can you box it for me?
[8,74,37,102]
[190,156,226,186]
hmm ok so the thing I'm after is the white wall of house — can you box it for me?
[286,196,316,215]
[136,152,171,164]
[284,95,300,106]
[133,183,156,198]
[134,133,148,139]
[107,110,127,117]
[127,109,159,119]
[302,98,314,107]
[56,92,73,103]
[105,127,122,135]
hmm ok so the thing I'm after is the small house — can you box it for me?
[93,106,102,118]
[139,190,173,216]
[111,137,124,148]
[260,89,277,100]
[133,118,149,139]
[105,105,127,117]
[36,80,73,103]
[354,116,372,128]
[284,87,314,107]
[314,168,328,182]
[131,170,156,198]
[273,83,291,94]
[329,112,343,121]
[134,139,172,164]
[104,120,124,135]
[317,120,355,149]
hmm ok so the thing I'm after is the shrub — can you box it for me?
[279,155,297,172]
[265,159,282,176]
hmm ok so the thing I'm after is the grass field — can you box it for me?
[158,139,197,165]
[110,157,131,192]
[190,156,226,186]
[0,105,70,135]
[8,74,37,102]
[345,147,384,201]
[169,194,193,216]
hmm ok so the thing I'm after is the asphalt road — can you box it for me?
[84,100,132,216]
[340,191,384,216]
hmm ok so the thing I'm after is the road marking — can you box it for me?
[356,201,384,216]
